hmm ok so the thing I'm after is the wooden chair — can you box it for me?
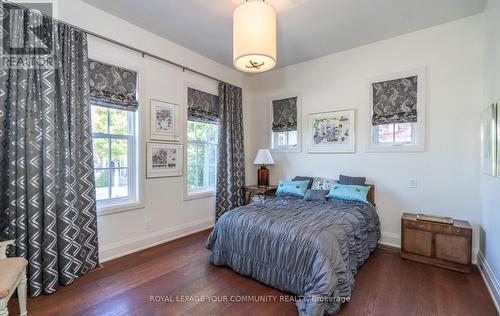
[0,240,27,316]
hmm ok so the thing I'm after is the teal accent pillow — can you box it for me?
[327,183,370,203]
[276,180,309,198]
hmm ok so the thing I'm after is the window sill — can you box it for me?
[367,144,425,153]
[184,190,215,201]
[97,201,144,216]
[271,146,301,153]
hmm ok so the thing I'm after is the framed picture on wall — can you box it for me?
[497,102,500,177]
[150,99,181,142]
[307,109,356,153]
[481,103,496,176]
[146,142,183,178]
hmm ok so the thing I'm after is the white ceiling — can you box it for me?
[82,0,486,70]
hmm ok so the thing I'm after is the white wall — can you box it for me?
[57,0,248,262]
[480,0,500,310]
[246,15,485,255]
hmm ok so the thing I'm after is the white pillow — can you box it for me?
[311,177,337,190]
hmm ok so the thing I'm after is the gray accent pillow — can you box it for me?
[293,176,314,189]
[303,189,328,202]
[339,175,366,186]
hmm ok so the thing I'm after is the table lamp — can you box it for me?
[253,149,275,187]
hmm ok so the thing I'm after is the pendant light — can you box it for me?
[233,0,276,73]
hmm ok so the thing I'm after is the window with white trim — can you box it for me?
[372,123,416,146]
[270,96,300,151]
[186,121,219,194]
[369,69,426,152]
[91,106,138,207]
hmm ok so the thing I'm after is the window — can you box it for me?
[91,105,137,207]
[270,96,301,151]
[186,121,219,195]
[369,69,426,152]
[272,130,298,148]
[373,123,415,145]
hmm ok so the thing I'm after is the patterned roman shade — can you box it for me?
[89,60,139,111]
[372,76,418,125]
[187,87,220,123]
[272,97,298,132]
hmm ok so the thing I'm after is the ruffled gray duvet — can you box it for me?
[205,196,380,316]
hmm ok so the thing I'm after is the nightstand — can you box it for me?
[243,185,277,204]
[401,213,472,273]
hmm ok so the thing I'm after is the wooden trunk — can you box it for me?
[401,213,472,273]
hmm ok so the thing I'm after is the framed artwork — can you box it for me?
[481,103,497,176]
[497,102,500,177]
[146,142,183,178]
[307,109,356,153]
[150,99,180,142]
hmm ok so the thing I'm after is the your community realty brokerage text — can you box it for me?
[149,295,350,304]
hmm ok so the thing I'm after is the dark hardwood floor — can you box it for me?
[8,229,498,316]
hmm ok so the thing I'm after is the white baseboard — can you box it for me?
[99,217,215,263]
[477,251,500,314]
[379,231,401,248]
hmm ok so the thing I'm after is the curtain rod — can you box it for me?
[3,0,228,85]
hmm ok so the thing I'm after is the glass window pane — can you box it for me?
[95,169,110,200]
[377,124,394,143]
[287,131,298,146]
[277,132,286,146]
[93,138,109,168]
[187,121,196,141]
[111,139,128,168]
[187,143,198,190]
[109,108,129,135]
[111,168,128,198]
[91,106,108,134]
[197,145,205,187]
[395,123,412,143]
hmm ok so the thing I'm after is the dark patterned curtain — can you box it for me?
[215,82,245,220]
[0,4,98,297]
[272,97,298,132]
[372,76,418,125]
[187,87,220,123]
[89,60,139,111]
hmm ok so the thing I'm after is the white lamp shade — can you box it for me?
[233,1,276,73]
[254,149,275,165]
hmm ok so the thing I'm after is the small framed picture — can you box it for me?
[150,99,180,141]
[481,103,497,176]
[307,109,356,153]
[146,142,183,178]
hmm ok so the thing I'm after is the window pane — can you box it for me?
[111,139,128,168]
[109,108,128,135]
[111,168,128,198]
[95,169,110,200]
[287,131,298,146]
[395,123,412,143]
[197,145,205,187]
[187,121,196,141]
[206,123,218,143]
[93,138,109,168]
[377,124,394,143]
[187,143,198,190]
[277,132,287,146]
[91,106,108,134]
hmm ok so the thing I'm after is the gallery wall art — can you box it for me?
[150,99,181,142]
[481,103,497,176]
[307,109,356,153]
[146,142,183,178]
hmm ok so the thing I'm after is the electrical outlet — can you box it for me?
[408,179,417,188]
[144,218,151,229]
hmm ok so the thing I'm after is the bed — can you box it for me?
[205,184,380,316]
